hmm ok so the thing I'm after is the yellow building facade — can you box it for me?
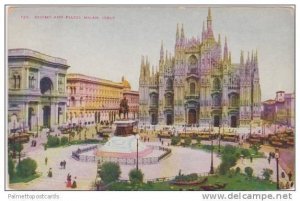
[66,73,131,126]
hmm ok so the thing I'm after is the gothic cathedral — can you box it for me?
[139,9,261,128]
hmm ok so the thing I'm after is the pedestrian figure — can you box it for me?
[288,171,293,181]
[63,160,66,169]
[281,171,285,179]
[45,157,48,165]
[148,137,150,142]
[161,140,164,145]
[72,177,77,188]
[285,182,290,189]
[250,156,253,163]
[268,157,271,164]
[48,168,52,178]
[66,173,72,187]
[60,161,63,169]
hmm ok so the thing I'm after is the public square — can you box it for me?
[8,124,293,190]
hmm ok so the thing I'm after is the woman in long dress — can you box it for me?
[66,173,72,187]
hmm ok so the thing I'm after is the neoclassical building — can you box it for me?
[8,48,69,131]
[66,74,138,125]
[139,9,261,127]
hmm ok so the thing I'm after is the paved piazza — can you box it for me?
[8,125,291,190]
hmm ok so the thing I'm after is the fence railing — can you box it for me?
[72,145,172,164]
[72,145,98,161]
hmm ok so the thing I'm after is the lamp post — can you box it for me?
[36,116,39,138]
[79,121,82,140]
[136,136,139,171]
[209,135,214,174]
[96,174,101,191]
[275,149,280,190]
[218,124,221,154]
[12,121,16,158]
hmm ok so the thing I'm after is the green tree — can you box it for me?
[262,168,273,181]
[235,167,241,174]
[16,158,37,178]
[47,135,60,147]
[171,136,180,146]
[12,143,24,163]
[129,169,144,184]
[244,167,254,179]
[241,149,250,158]
[100,162,121,184]
[8,155,15,181]
[60,136,69,146]
[250,143,261,155]
[195,136,201,145]
[219,162,230,175]
[184,137,192,146]
[218,145,240,175]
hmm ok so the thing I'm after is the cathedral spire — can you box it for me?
[202,21,206,41]
[247,52,250,63]
[181,24,185,41]
[140,55,145,80]
[255,49,258,64]
[218,34,221,46]
[176,23,180,42]
[223,36,228,61]
[160,40,164,61]
[240,50,244,65]
[207,7,212,30]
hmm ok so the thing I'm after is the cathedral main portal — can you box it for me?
[188,109,197,125]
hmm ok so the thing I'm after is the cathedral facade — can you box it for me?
[139,9,261,128]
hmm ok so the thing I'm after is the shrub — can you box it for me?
[129,169,144,184]
[235,167,241,174]
[100,162,121,184]
[222,153,238,167]
[228,169,235,178]
[262,168,273,181]
[219,162,230,175]
[241,149,250,158]
[60,136,69,145]
[47,135,60,147]
[250,143,261,155]
[171,136,181,145]
[174,173,198,182]
[16,158,37,178]
[223,145,238,155]
[184,137,192,146]
[195,136,201,144]
[8,155,15,180]
[244,167,254,178]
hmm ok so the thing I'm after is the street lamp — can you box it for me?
[136,135,139,170]
[218,124,221,154]
[95,174,101,191]
[209,134,214,174]
[275,149,280,190]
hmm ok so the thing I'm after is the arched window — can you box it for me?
[190,82,196,94]
[29,75,36,89]
[213,78,221,90]
[165,94,173,107]
[150,93,158,107]
[80,97,83,106]
[166,78,173,90]
[229,93,239,107]
[71,96,76,107]
[212,93,221,107]
[188,55,198,74]
[40,77,53,94]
